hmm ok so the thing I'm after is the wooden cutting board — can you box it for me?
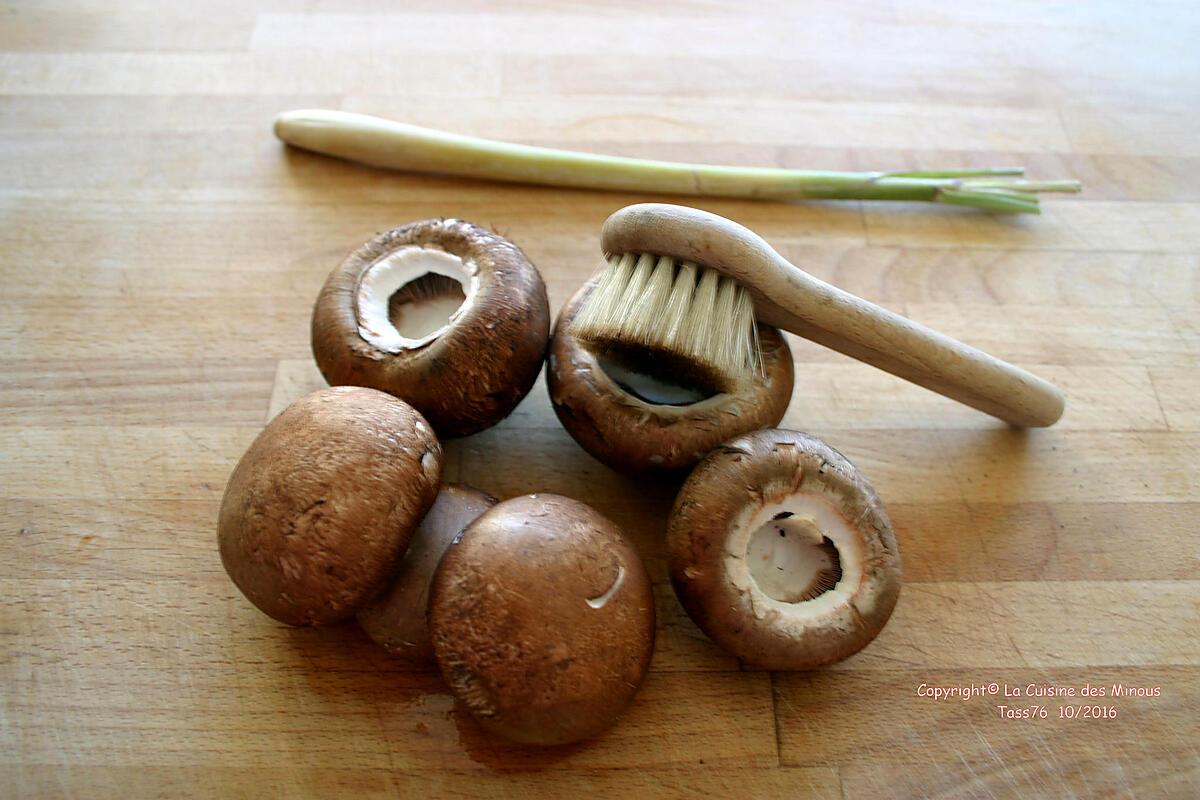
[3,1,1197,797]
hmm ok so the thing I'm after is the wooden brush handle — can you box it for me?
[602,203,1064,427]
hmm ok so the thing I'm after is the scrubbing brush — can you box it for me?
[572,203,1064,427]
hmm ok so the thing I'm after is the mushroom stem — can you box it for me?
[387,272,467,340]
[748,513,844,603]
[740,493,860,610]
[275,109,1080,214]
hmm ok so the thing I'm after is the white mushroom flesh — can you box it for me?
[724,486,866,623]
[355,245,479,352]
[746,515,839,603]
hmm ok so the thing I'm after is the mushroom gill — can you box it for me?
[387,271,467,340]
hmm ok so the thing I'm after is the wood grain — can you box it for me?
[777,667,1199,794]
[2,1,1197,797]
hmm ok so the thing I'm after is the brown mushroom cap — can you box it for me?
[218,387,442,626]
[429,494,655,746]
[547,277,794,475]
[356,483,497,662]
[668,429,900,669]
[311,218,550,438]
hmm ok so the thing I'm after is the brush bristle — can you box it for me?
[571,253,760,393]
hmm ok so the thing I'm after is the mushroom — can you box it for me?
[429,494,655,745]
[312,218,550,438]
[218,387,442,626]
[668,429,900,669]
[547,277,794,475]
[356,483,497,661]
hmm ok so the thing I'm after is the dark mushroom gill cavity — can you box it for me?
[594,350,718,406]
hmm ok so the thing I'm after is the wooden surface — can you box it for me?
[3,1,1198,798]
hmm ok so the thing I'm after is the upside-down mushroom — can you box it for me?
[312,219,550,438]
[668,429,900,669]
